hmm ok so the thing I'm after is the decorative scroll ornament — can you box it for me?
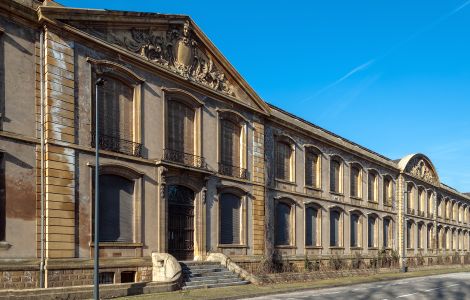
[406,158,438,185]
[109,21,235,96]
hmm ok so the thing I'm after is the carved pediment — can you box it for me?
[405,156,439,185]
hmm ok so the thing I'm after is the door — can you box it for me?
[167,185,195,260]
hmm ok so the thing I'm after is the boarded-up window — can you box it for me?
[305,151,318,188]
[368,215,376,248]
[167,100,195,154]
[330,159,341,193]
[350,166,360,198]
[276,142,292,181]
[220,119,241,167]
[330,210,341,247]
[383,218,391,248]
[0,152,5,241]
[219,193,241,245]
[305,207,319,246]
[98,174,134,242]
[350,213,360,247]
[368,172,377,202]
[97,75,133,141]
[275,202,291,246]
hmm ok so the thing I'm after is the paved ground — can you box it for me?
[244,272,470,300]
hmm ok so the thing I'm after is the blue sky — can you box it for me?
[59,0,470,192]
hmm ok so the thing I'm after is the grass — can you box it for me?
[121,267,470,300]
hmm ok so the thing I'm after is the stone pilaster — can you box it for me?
[252,121,265,256]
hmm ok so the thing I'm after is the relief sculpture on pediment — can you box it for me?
[406,157,438,185]
[107,21,235,96]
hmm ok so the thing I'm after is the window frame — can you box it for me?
[383,175,394,207]
[88,163,143,247]
[367,213,379,249]
[304,146,322,190]
[383,217,393,249]
[349,163,363,199]
[367,169,379,203]
[217,110,248,178]
[274,198,296,247]
[329,207,343,248]
[350,211,363,248]
[275,135,296,183]
[329,156,344,194]
[88,59,144,150]
[217,187,248,247]
[305,204,322,248]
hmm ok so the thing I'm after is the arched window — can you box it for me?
[427,192,434,218]
[219,193,242,245]
[383,176,393,206]
[350,165,362,198]
[367,171,378,202]
[330,158,342,193]
[329,209,342,247]
[368,214,378,248]
[97,174,135,242]
[276,141,294,182]
[275,201,293,246]
[305,149,320,188]
[305,206,321,247]
[453,201,458,222]
[383,218,393,248]
[350,212,362,248]
[406,183,415,213]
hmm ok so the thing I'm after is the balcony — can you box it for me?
[218,163,248,180]
[91,132,142,157]
[163,149,207,169]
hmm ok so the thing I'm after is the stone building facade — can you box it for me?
[0,0,469,289]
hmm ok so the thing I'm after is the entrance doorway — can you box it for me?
[167,185,195,260]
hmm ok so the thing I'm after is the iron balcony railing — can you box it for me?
[163,149,207,169]
[218,163,248,180]
[91,132,142,157]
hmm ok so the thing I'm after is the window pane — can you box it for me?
[275,203,291,245]
[276,142,291,181]
[220,119,241,167]
[305,152,317,187]
[368,173,376,201]
[219,193,241,244]
[330,211,340,246]
[383,219,390,248]
[306,207,317,246]
[167,100,195,153]
[330,160,340,193]
[98,75,133,140]
[351,167,359,197]
[98,174,134,242]
[368,217,375,247]
[350,214,358,247]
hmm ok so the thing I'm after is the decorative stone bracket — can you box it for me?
[151,252,182,283]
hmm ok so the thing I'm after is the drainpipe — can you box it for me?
[402,184,408,272]
[39,27,45,288]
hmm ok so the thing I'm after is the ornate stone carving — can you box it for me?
[108,21,235,96]
[406,157,438,185]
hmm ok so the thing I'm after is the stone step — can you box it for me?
[182,267,224,274]
[179,261,221,266]
[184,270,234,278]
[186,273,240,282]
[182,280,250,290]
[181,263,222,269]
[184,277,244,286]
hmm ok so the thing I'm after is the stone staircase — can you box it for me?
[180,261,250,290]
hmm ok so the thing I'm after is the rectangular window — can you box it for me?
[121,271,136,283]
[330,160,341,193]
[99,272,114,284]
[276,142,292,181]
[350,214,359,247]
[406,222,412,248]
[305,207,318,246]
[220,119,241,167]
[275,202,291,246]
[330,211,340,247]
[0,152,5,241]
[383,218,390,248]
[305,151,318,188]
[368,217,376,248]
[350,167,360,198]
[383,178,392,206]
[368,173,377,201]
[167,100,195,154]
[219,193,241,245]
